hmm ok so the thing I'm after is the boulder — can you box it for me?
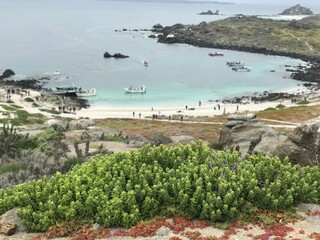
[113,53,129,59]
[279,4,313,15]
[150,133,172,146]
[273,118,320,165]
[0,69,15,79]
[103,51,113,58]
[227,113,256,121]
[103,52,129,59]
[219,121,286,157]
[0,223,17,236]
[0,208,25,233]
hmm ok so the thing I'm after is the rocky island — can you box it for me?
[279,4,314,15]
[199,10,219,15]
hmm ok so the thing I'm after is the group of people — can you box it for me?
[58,106,77,114]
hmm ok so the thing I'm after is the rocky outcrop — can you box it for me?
[279,4,313,15]
[219,118,286,158]
[199,10,219,15]
[220,115,320,166]
[150,133,172,146]
[103,51,129,59]
[0,69,15,80]
[273,118,320,165]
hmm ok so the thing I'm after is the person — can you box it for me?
[139,113,141,119]
[199,100,201,107]
[185,105,188,110]
[236,105,239,112]
[169,115,171,121]
[217,104,220,110]
[180,115,183,122]
[133,111,135,117]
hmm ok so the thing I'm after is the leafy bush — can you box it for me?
[0,143,319,232]
[0,163,27,175]
[0,104,16,111]
[65,157,86,171]
[262,107,276,111]
[209,142,224,150]
[40,108,60,115]
[275,104,286,109]
[297,100,310,105]
[15,138,40,152]
[36,128,65,141]
[24,97,35,102]
[10,104,23,109]
[32,102,39,107]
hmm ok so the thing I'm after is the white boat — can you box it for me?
[124,85,146,93]
[144,60,149,66]
[76,88,96,97]
[50,86,77,95]
[232,66,251,72]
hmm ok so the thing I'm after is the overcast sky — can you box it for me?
[230,0,316,5]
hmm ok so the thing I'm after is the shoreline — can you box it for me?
[1,82,318,120]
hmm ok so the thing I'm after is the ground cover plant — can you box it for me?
[0,142,319,232]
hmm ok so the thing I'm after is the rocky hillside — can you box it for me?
[155,15,320,60]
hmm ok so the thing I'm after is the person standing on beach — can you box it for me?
[236,105,239,112]
[217,104,220,110]
[199,101,201,107]
[139,113,141,119]
[133,112,135,118]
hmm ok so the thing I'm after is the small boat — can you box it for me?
[226,61,244,67]
[124,85,146,93]
[209,52,224,57]
[50,85,77,96]
[144,60,149,66]
[232,66,251,72]
[76,88,96,97]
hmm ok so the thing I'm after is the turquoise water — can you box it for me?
[0,0,319,108]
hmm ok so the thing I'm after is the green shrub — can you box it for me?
[0,104,16,111]
[65,157,86,171]
[209,142,224,150]
[276,104,286,109]
[15,138,40,152]
[10,104,23,109]
[36,128,65,141]
[262,107,276,111]
[6,100,14,104]
[32,103,39,107]
[0,163,27,175]
[297,99,310,105]
[39,108,60,115]
[24,97,35,102]
[0,143,319,232]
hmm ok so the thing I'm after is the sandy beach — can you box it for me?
[1,84,319,121]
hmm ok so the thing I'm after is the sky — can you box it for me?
[225,0,316,5]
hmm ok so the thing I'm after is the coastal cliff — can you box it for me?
[154,15,320,61]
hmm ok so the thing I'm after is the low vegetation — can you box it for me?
[0,142,318,232]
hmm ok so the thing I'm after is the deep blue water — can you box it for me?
[0,0,319,108]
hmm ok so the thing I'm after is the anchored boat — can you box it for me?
[76,88,96,97]
[124,85,146,93]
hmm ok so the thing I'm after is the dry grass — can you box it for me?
[94,105,320,145]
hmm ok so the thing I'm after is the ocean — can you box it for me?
[1,0,320,108]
